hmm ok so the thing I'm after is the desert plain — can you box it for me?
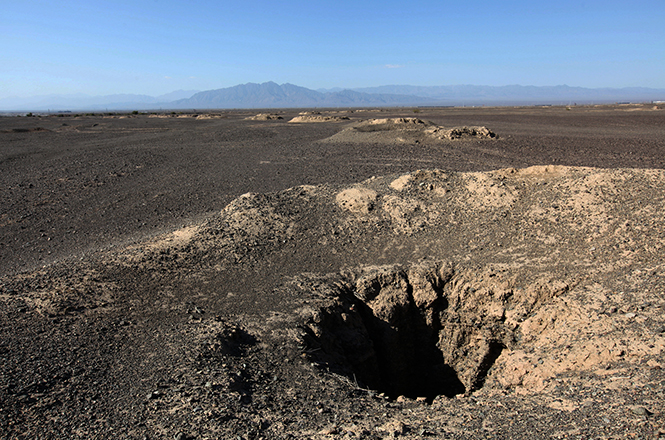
[1,104,665,438]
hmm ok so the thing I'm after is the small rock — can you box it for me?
[380,420,407,435]
[624,312,637,319]
[147,391,161,400]
[631,406,651,416]
[318,425,338,435]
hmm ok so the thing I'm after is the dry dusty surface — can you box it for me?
[1,104,665,439]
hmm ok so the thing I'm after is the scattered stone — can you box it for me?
[318,425,339,435]
[379,420,408,436]
[630,406,651,417]
[147,391,161,400]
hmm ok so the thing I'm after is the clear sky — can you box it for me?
[2,0,664,98]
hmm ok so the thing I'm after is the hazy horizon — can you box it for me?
[3,0,664,100]
[4,82,665,101]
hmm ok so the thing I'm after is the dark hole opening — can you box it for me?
[301,263,514,404]
[303,292,466,403]
[356,301,465,402]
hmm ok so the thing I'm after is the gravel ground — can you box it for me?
[1,104,664,439]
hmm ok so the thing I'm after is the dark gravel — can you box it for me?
[2,106,664,276]
[1,105,664,439]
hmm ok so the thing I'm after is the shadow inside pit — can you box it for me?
[471,340,505,390]
[303,289,465,403]
[358,300,466,401]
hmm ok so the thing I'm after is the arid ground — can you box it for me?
[1,104,665,439]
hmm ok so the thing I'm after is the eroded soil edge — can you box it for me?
[2,165,665,438]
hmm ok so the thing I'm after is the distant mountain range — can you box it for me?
[2,82,665,111]
[171,82,428,109]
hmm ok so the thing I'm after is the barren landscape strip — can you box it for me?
[1,105,663,278]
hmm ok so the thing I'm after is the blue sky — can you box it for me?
[2,0,664,98]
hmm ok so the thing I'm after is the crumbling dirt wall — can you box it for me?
[299,260,568,401]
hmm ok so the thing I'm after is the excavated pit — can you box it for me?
[300,261,565,402]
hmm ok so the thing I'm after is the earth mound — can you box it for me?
[245,113,283,120]
[2,166,664,438]
[288,115,351,123]
[322,117,496,143]
[426,125,496,140]
[195,114,225,120]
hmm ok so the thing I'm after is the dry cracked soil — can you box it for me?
[1,104,665,439]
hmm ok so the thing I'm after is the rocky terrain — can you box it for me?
[1,105,664,438]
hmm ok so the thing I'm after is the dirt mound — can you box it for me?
[359,117,430,126]
[426,125,496,139]
[288,115,350,123]
[195,113,225,119]
[119,165,665,396]
[2,165,664,438]
[322,117,496,143]
[245,113,283,120]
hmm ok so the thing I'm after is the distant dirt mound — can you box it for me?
[195,114,225,119]
[288,115,351,123]
[360,117,430,126]
[426,125,496,140]
[245,113,283,120]
[322,117,496,143]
